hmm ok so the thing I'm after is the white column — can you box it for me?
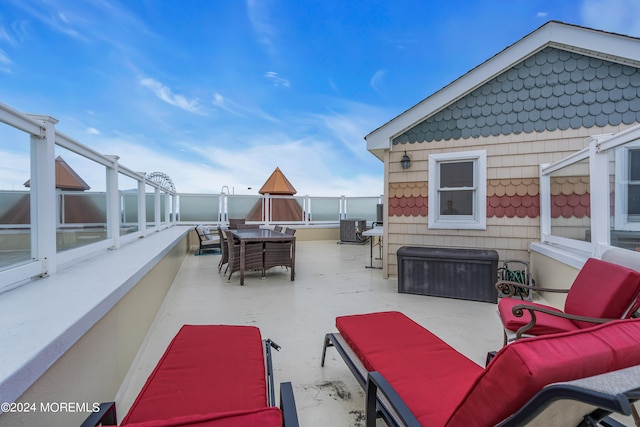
[138,174,146,236]
[539,163,551,244]
[105,155,120,249]
[28,115,58,276]
[588,137,611,257]
[154,186,161,229]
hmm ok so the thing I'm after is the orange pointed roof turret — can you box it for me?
[258,167,297,195]
[24,156,91,191]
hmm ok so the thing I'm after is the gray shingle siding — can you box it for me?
[393,47,640,145]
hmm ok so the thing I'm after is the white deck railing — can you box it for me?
[0,101,381,292]
[537,125,640,263]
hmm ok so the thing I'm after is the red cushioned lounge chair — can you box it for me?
[322,311,640,427]
[497,257,640,344]
[82,325,298,427]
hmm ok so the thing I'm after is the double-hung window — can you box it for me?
[428,150,486,230]
[614,144,640,231]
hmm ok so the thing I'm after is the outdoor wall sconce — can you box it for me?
[400,151,411,169]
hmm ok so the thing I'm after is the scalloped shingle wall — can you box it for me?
[393,47,640,145]
[389,178,590,218]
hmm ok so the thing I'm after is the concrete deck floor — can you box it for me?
[117,240,507,426]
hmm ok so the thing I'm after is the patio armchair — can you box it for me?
[497,257,640,344]
[321,311,640,427]
[223,229,264,282]
[194,225,221,255]
[82,325,298,427]
[217,226,228,273]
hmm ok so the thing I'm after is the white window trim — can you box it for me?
[428,150,487,230]
[614,141,640,231]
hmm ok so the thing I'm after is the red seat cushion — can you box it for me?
[121,407,282,427]
[498,297,581,335]
[564,258,640,328]
[336,311,483,425]
[122,325,271,425]
[498,258,640,334]
[447,318,640,426]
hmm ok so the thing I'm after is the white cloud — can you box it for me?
[369,69,386,95]
[86,127,100,135]
[139,77,205,115]
[537,12,548,18]
[264,71,290,87]
[246,0,278,56]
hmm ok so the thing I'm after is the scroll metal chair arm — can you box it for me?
[512,303,616,339]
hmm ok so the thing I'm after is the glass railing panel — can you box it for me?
[54,146,108,252]
[227,195,262,221]
[119,173,140,235]
[549,158,591,242]
[268,195,304,222]
[309,197,341,222]
[345,197,380,222]
[145,184,156,227]
[0,123,32,270]
[610,140,640,250]
[0,124,31,271]
[179,194,220,223]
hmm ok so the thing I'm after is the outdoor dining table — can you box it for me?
[229,228,296,285]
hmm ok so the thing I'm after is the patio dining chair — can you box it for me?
[273,225,283,232]
[223,229,264,282]
[194,225,221,255]
[228,218,246,229]
[497,257,640,344]
[217,226,228,273]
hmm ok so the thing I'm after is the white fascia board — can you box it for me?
[365,21,640,154]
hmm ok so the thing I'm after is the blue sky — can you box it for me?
[1,0,640,196]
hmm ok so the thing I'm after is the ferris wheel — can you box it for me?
[147,172,176,193]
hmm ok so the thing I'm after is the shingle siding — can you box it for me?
[393,47,640,145]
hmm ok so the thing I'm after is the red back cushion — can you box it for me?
[564,258,640,328]
[122,325,268,425]
[446,318,640,426]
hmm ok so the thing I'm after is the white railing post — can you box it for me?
[105,155,120,249]
[28,115,58,276]
[589,136,611,256]
[304,195,310,223]
[164,191,170,227]
[539,163,551,243]
[172,194,178,224]
[263,194,270,224]
[154,187,161,230]
[138,174,146,236]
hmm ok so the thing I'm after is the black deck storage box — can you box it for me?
[397,246,499,303]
